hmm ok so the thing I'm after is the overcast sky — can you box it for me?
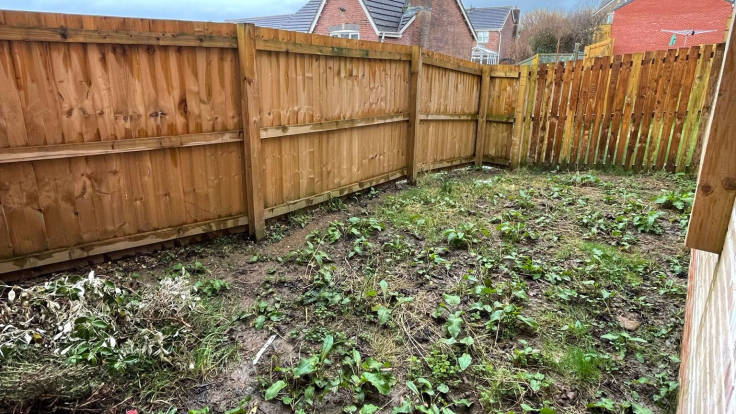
[0,0,585,22]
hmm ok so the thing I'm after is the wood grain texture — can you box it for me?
[515,46,722,171]
[686,13,736,253]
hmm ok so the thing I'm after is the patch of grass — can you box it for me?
[558,346,603,384]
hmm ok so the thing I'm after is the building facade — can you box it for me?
[591,0,733,55]
[466,6,519,63]
[231,0,519,62]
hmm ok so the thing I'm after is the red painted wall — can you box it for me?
[611,0,732,54]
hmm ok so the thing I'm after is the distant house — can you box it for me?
[590,0,733,56]
[230,0,519,63]
[466,6,520,63]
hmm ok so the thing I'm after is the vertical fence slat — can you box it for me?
[582,57,603,165]
[528,64,547,163]
[667,46,702,171]
[597,55,622,165]
[626,52,653,168]
[406,45,422,183]
[570,59,592,166]
[544,62,564,163]
[475,65,490,167]
[656,48,688,169]
[616,53,642,165]
[690,43,725,172]
[510,65,529,168]
[559,60,581,165]
[590,55,613,165]
[606,54,633,165]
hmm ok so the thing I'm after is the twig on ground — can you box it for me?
[253,335,277,366]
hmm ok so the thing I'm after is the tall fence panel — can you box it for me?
[515,44,724,171]
[482,65,522,166]
[418,50,481,172]
[0,11,249,274]
[254,28,412,217]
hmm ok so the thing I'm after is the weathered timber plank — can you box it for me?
[474,66,491,166]
[422,54,482,75]
[0,215,249,274]
[264,169,405,219]
[260,114,409,139]
[0,25,237,47]
[686,13,736,253]
[420,113,478,121]
[0,131,242,163]
[256,38,411,61]
[407,45,422,183]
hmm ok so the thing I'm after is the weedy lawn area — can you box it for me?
[0,168,695,414]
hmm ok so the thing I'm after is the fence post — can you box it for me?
[474,65,491,167]
[407,45,422,183]
[236,23,266,240]
[686,10,736,254]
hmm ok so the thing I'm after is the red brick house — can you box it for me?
[595,0,733,55]
[466,6,520,63]
[231,0,519,62]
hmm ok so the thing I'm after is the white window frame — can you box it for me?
[477,31,489,43]
[471,46,498,65]
[606,12,614,24]
[330,29,360,40]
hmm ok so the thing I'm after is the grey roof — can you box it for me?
[466,6,511,30]
[228,0,323,32]
[363,0,408,32]
[398,6,419,31]
[230,0,484,34]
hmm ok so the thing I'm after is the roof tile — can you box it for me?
[466,6,511,31]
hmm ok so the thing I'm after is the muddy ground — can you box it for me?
[0,167,694,414]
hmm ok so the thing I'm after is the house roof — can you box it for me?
[231,0,478,38]
[228,0,324,33]
[364,0,408,32]
[466,6,512,31]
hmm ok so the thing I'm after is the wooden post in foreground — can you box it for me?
[686,11,736,253]
[237,23,266,240]
[475,65,491,167]
[407,45,422,183]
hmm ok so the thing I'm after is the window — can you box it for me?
[471,46,498,65]
[606,12,614,24]
[477,31,489,43]
[330,30,360,39]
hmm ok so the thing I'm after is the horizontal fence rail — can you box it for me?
[0,9,723,277]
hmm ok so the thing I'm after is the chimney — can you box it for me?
[407,0,433,48]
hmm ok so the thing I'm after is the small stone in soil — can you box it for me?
[617,314,641,331]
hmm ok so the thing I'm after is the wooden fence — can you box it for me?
[512,44,725,171]
[0,10,723,276]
